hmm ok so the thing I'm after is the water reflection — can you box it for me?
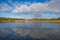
[0,22,60,40]
[0,22,60,28]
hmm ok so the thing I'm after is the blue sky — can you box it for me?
[0,0,51,3]
[0,0,60,19]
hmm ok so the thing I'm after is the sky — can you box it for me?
[0,0,60,19]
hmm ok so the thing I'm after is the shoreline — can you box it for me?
[0,19,60,23]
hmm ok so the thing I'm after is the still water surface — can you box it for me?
[0,22,60,29]
[0,22,60,39]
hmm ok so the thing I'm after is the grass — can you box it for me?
[0,18,60,23]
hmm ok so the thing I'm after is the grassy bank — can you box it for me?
[0,18,60,23]
[28,19,60,22]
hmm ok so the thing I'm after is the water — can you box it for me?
[0,22,60,29]
[0,22,60,40]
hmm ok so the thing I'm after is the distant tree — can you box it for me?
[57,17,60,20]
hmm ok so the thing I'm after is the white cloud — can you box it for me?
[12,3,48,13]
[29,3,48,13]
[0,3,13,12]
[13,4,29,13]
[0,0,60,14]
[12,0,60,13]
[48,0,60,13]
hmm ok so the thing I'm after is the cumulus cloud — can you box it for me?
[12,3,48,13]
[0,3,13,12]
[48,0,60,13]
[12,0,60,13]
[0,0,60,14]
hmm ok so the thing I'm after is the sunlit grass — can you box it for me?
[0,18,60,23]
